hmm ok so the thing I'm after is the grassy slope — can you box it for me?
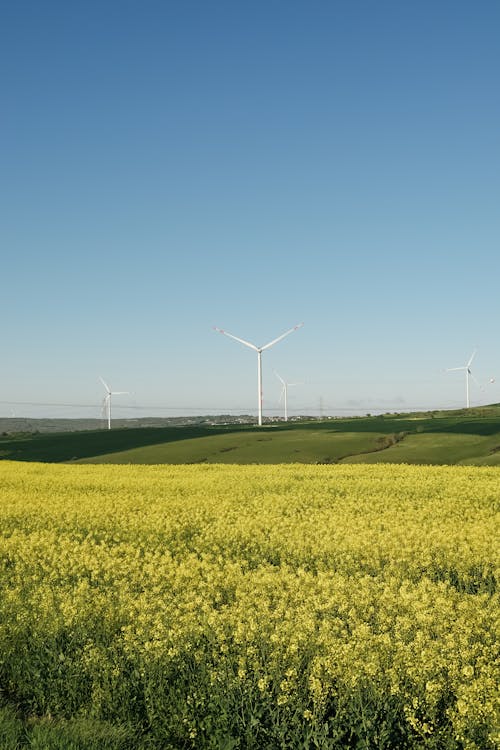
[2,407,500,465]
[342,430,500,465]
[75,429,385,464]
[76,410,500,466]
[0,425,232,463]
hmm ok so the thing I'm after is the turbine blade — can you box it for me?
[99,376,111,392]
[274,370,286,385]
[469,372,484,391]
[213,327,258,351]
[467,350,477,367]
[261,322,304,351]
[111,391,129,395]
[446,367,466,372]
[101,395,109,416]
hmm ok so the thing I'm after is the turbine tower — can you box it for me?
[99,377,129,430]
[446,351,478,409]
[274,370,302,422]
[213,323,303,426]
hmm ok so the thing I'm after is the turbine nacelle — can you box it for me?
[446,351,479,408]
[274,370,303,422]
[213,324,304,426]
[99,377,129,430]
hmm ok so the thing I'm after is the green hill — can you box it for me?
[2,406,500,465]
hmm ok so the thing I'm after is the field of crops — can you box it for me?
[0,461,498,749]
[3,410,500,467]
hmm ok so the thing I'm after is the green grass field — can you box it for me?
[2,407,500,465]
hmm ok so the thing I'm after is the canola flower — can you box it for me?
[0,461,498,749]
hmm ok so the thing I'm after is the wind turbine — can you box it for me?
[274,370,302,422]
[446,351,479,408]
[213,323,303,426]
[99,377,129,430]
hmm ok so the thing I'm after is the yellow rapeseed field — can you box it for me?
[0,461,498,749]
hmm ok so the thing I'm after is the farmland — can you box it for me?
[2,407,500,466]
[0,461,498,748]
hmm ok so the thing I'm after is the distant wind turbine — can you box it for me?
[446,351,479,408]
[99,377,129,430]
[213,323,304,426]
[274,370,302,422]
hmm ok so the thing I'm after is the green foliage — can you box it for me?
[0,706,142,750]
[0,705,24,750]
[27,717,134,750]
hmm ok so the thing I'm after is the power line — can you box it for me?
[0,398,481,415]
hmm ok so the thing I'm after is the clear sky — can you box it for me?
[1,1,499,419]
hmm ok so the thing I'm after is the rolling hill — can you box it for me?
[2,406,500,465]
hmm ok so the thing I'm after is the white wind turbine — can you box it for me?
[213,323,304,426]
[99,377,129,430]
[274,370,302,422]
[446,351,479,409]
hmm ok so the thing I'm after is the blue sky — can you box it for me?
[1,1,499,418]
